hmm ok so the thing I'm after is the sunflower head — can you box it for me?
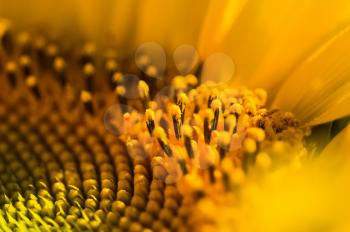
[1,0,350,231]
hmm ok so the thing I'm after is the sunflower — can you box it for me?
[0,1,350,232]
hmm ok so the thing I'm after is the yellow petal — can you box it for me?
[0,0,78,36]
[272,25,350,125]
[108,1,139,54]
[74,0,138,52]
[133,0,209,50]
[197,0,248,58]
[235,125,350,232]
[222,0,350,94]
[238,165,350,232]
[321,123,350,167]
[74,0,116,40]
[235,127,350,232]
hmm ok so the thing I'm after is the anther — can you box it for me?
[34,36,47,68]
[46,44,59,67]
[176,92,188,123]
[145,109,155,136]
[242,138,257,172]
[182,125,194,159]
[229,103,244,133]
[26,76,41,99]
[17,32,31,55]
[170,104,182,140]
[159,116,169,137]
[0,19,14,54]
[80,90,94,115]
[53,57,67,86]
[80,43,96,66]
[224,114,236,134]
[154,127,173,157]
[210,99,221,131]
[111,72,123,89]
[5,62,17,88]
[137,54,150,69]
[143,65,158,96]
[218,131,231,159]
[115,85,128,113]
[246,127,266,142]
[244,100,257,115]
[145,65,158,78]
[138,80,150,108]
[185,74,198,87]
[83,63,95,92]
[207,94,217,108]
[178,158,188,175]
[254,88,268,106]
[204,109,214,144]
[172,76,187,97]
[19,55,32,77]
[105,59,118,86]
[200,145,219,183]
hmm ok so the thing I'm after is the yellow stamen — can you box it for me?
[246,127,266,142]
[138,80,150,99]
[116,86,126,96]
[145,109,155,136]
[243,137,257,154]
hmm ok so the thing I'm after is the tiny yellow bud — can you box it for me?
[80,91,92,103]
[246,127,266,142]
[243,138,257,154]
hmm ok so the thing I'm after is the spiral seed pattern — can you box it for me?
[0,21,308,231]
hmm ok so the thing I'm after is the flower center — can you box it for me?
[0,22,309,231]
